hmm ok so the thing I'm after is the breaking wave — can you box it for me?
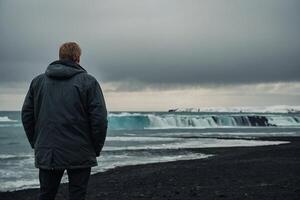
[0,116,17,122]
[108,112,300,130]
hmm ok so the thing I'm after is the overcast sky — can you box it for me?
[0,0,299,111]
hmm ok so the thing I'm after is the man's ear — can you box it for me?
[74,56,80,64]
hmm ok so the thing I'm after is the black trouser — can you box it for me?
[38,167,91,200]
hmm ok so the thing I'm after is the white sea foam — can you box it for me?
[0,154,18,159]
[103,138,289,151]
[0,154,32,160]
[92,153,212,175]
[108,112,145,117]
[0,124,22,128]
[0,116,18,122]
[106,136,179,142]
[161,131,298,137]
[1,179,40,191]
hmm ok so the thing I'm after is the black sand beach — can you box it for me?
[1,136,299,200]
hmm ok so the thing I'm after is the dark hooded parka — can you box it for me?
[21,60,107,169]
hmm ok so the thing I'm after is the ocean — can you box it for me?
[0,110,300,191]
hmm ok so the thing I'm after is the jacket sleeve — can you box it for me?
[87,79,108,157]
[21,81,35,149]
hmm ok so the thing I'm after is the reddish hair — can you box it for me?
[59,42,81,62]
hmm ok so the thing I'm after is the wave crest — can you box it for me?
[108,112,300,130]
[0,116,18,122]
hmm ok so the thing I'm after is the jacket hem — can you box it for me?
[35,163,97,170]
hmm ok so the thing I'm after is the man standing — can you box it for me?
[21,42,107,200]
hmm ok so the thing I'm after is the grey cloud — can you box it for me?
[0,0,299,87]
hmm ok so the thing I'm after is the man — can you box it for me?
[21,42,108,200]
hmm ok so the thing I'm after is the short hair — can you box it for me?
[59,42,81,62]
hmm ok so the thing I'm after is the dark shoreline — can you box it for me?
[1,136,300,200]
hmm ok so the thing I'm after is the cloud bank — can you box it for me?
[0,0,299,88]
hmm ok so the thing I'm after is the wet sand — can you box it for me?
[1,137,300,200]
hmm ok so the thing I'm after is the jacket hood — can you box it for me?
[46,60,86,79]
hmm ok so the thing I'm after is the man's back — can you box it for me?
[22,59,107,169]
